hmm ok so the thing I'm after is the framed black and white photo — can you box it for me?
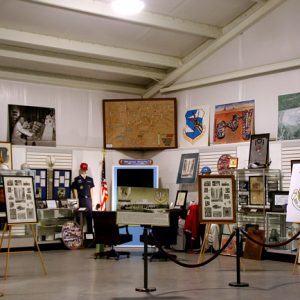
[3,176,38,224]
[198,175,236,224]
[176,153,199,184]
[8,104,56,147]
[174,190,188,208]
[248,133,270,169]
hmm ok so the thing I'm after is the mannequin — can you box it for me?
[71,162,95,233]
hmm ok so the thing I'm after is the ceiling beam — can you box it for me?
[143,0,286,98]
[23,0,221,38]
[0,67,146,95]
[0,27,181,69]
[0,45,166,80]
[160,57,300,93]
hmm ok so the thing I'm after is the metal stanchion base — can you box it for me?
[135,287,156,292]
[229,282,249,287]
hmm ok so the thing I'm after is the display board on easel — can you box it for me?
[1,175,47,278]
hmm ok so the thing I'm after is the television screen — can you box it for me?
[112,165,159,210]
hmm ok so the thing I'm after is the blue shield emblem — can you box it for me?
[183,109,206,144]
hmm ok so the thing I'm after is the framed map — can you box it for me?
[103,98,177,150]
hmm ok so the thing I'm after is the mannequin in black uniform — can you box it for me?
[71,162,95,233]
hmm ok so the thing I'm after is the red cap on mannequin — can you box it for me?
[80,162,88,171]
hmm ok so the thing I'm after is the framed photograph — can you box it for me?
[198,175,236,224]
[176,153,199,184]
[248,133,270,169]
[103,98,177,150]
[269,191,288,212]
[174,190,188,208]
[3,176,38,224]
[249,176,265,206]
[238,194,248,206]
[239,180,249,191]
[0,141,12,169]
[8,104,56,147]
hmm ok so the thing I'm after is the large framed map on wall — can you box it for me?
[103,98,177,150]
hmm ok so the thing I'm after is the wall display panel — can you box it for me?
[103,99,177,150]
[52,169,72,200]
[8,104,56,147]
[278,92,300,141]
[214,100,254,144]
[32,169,48,200]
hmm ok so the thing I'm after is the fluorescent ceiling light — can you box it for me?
[111,0,145,16]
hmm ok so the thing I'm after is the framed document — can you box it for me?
[269,191,288,212]
[176,153,199,184]
[3,176,38,224]
[249,176,265,206]
[248,133,270,169]
[198,175,236,224]
[174,190,188,208]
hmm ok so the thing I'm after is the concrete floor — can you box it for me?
[0,248,299,300]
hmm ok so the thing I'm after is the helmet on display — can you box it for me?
[80,162,88,171]
[201,166,211,175]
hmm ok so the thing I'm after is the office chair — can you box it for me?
[92,211,132,260]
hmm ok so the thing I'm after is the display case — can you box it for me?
[36,208,75,244]
[235,169,281,232]
[266,212,299,255]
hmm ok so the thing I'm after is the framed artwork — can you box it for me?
[32,168,48,200]
[249,176,265,206]
[268,191,288,212]
[238,194,248,206]
[278,92,300,141]
[3,176,38,224]
[52,169,72,200]
[229,157,238,169]
[174,190,188,208]
[239,180,249,191]
[176,153,199,184]
[0,142,12,169]
[182,105,209,147]
[8,104,56,147]
[103,98,177,150]
[287,163,300,222]
[248,133,270,169]
[214,100,255,144]
[198,175,236,224]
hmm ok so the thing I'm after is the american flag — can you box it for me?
[99,155,108,211]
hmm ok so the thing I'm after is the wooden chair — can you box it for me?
[92,211,132,260]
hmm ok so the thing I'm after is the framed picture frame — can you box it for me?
[198,175,236,224]
[249,176,265,206]
[176,153,199,184]
[0,141,12,169]
[268,191,288,212]
[3,176,38,224]
[248,133,270,169]
[174,190,188,208]
[229,157,238,169]
[103,98,177,150]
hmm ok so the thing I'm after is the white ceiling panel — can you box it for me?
[0,0,286,95]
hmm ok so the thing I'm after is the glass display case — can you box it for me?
[266,212,299,255]
[35,208,75,244]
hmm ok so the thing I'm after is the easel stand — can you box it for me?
[229,227,249,287]
[136,226,156,292]
[198,223,211,263]
[0,223,47,279]
[293,239,300,274]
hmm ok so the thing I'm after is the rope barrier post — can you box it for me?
[229,227,249,287]
[136,226,156,292]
